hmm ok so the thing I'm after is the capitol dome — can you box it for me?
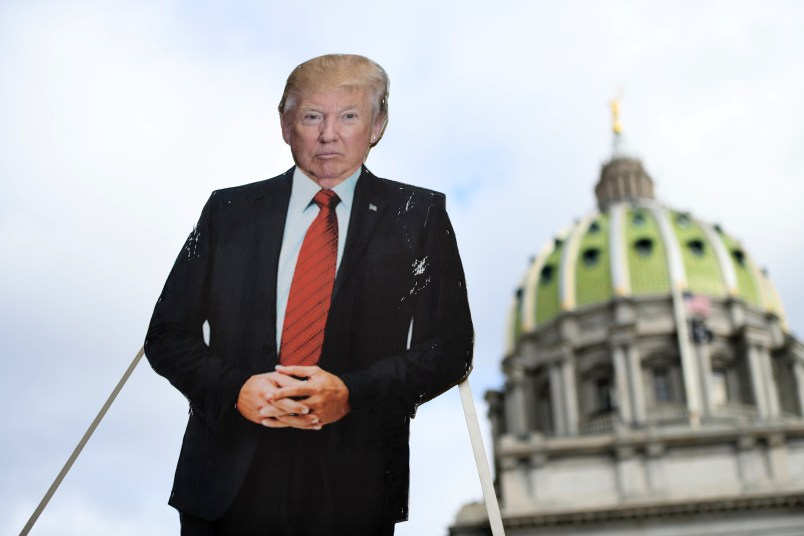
[506,156,788,355]
[451,147,804,536]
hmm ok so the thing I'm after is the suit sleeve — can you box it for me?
[144,195,253,435]
[340,193,474,416]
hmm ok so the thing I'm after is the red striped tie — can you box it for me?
[279,189,340,366]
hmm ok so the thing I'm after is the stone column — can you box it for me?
[678,324,702,427]
[627,344,647,424]
[759,347,781,418]
[744,329,779,420]
[506,366,530,437]
[695,338,714,417]
[521,373,539,432]
[747,343,770,419]
[549,363,567,436]
[562,357,579,435]
[793,358,804,417]
[613,344,633,424]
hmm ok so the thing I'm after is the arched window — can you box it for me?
[540,264,555,285]
[653,368,673,403]
[643,355,681,405]
[634,237,654,257]
[582,248,601,267]
[687,239,705,257]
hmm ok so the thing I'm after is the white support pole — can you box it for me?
[23,350,507,536]
[459,379,506,536]
[20,346,145,536]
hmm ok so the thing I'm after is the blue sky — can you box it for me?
[2,1,804,534]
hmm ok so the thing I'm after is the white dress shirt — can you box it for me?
[275,166,360,351]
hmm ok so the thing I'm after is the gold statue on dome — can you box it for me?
[610,91,624,155]
[610,97,623,135]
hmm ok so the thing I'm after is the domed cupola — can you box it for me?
[505,156,788,357]
[594,156,655,211]
[452,101,804,536]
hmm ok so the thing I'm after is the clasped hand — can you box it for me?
[236,365,351,430]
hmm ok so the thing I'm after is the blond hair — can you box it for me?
[278,54,389,146]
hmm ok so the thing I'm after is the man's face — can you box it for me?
[282,86,383,188]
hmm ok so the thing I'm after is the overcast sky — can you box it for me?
[2,1,803,534]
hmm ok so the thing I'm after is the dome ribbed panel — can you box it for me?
[609,203,631,297]
[670,211,726,296]
[575,214,613,307]
[559,212,598,311]
[716,230,761,306]
[512,194,791,341]
[522,238,559,331]
[757,268,789,328]
[535,243,563,325]
[625,207,671,295]
[700,220,739,297]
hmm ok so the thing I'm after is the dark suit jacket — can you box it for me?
[145,166,473,523]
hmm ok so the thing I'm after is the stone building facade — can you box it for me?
[451,156,804,535]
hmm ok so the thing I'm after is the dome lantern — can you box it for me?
[594,156,655,211]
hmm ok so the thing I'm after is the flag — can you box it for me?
[683,291,711,317]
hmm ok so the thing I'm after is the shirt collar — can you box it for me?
[290,166,361,213]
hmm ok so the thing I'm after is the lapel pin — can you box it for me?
[369,203,378,212]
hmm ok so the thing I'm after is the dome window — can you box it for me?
[632,211,646,226]
[554,238,564,249]
[687,239,705,257]
[588,221,601,234]
[540,265,555,285]
[634,238,654,257]
[732,249,746,266]
[582,248,601,267]
[676,213,691,227]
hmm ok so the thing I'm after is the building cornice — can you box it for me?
[495,421,804,459]
[500,489,804,528]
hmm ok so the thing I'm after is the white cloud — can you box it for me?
[3,1,803,534]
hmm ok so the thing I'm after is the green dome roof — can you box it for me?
[506,158,787,353]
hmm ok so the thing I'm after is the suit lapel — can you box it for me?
[317,167,386,372]
[252,169,292,368]
[332,166,387,300]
